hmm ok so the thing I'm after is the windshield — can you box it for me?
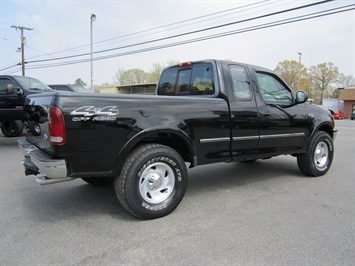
[16,76,53,91]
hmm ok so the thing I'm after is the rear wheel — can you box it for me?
[115,144,188,219]
[297,131,334,177]
[1,120,24,137]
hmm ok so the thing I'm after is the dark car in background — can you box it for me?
[351,111,355,120]
[48,84,92,93]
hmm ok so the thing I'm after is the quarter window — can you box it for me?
[229,66,251,100]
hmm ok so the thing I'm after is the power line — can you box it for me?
[2,1,353,73]
[22,0,272,61]
[23,0,335,65]
[24,4,354,70]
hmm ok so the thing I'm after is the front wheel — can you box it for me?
[297,131,334,177]
[115,144,188,219]
[1,120,24,137]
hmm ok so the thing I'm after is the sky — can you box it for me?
[0,0,354,87]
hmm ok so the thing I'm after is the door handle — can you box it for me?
[260,111,271,118]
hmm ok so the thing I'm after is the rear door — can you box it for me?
[226,64,260,159]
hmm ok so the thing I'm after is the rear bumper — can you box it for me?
[18,139,73,185]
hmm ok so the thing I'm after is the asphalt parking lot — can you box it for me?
[0,119,354,265]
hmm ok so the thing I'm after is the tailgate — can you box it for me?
[23,92,55,152]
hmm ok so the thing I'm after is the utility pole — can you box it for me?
[90,14,96,92]
[11,25,33,76]
[297,52,302,91]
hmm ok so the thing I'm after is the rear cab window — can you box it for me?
[157,62,215,96]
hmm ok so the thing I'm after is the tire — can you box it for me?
[297,131,334,177]
[115,144,188,219]
[81,177,114,186]
[28,121,41,136]
[1,120,24,137]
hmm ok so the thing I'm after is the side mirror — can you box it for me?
[5,84,23,95]
[295,91,308,104]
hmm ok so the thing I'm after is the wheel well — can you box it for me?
[114,131,195,177]
[137,132,193,163]
[317,123,335,139]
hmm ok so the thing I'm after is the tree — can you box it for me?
[148,60,180,83]
[100,82,113,87]
[116,68,149,85]
[336,73,355,88]
[74,78,87,86]
[115,60,180,85]
[274,60,309,92]
[309,63,339,104]
[149,62,165,83]
[331,88,344,99]
[166,59,179,67]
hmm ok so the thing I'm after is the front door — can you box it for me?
[254,71,310,155]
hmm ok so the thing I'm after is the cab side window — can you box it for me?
[256,72,292,105]
[229,66,251,100]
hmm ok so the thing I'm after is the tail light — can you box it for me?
[49,106,66,145]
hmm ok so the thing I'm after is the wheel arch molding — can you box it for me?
[310,121,337,141]
[113,127,196,176]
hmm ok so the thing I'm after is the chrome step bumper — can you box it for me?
[18,139,73,185]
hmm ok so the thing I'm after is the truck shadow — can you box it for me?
[187,156,303,194]
[21,156,303,222]
[21,180,135,222]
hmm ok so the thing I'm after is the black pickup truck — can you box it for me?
[0,75,53,137]
[18,59,337,219]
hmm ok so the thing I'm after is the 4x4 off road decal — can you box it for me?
[71,106,119,121]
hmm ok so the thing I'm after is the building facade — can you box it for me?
[338,88,355,119]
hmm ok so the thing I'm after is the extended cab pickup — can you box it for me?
[18,59,337,219]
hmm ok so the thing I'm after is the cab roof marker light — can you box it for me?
[179,61,192,67]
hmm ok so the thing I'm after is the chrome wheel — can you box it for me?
[115,144,188,219]
[313,141,329,171]
[139,162,175,204]
[297,131,334,177]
